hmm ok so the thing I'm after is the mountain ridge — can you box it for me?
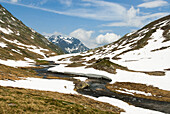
[45,34,89,53]
[0,4,63,62]
[47,15,170,90]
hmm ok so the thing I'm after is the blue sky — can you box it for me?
[0,0,169,48]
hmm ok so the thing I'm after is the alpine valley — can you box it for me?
[46,15,170,113]
[0,3,170,114]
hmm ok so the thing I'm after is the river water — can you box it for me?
[34,65,170,113]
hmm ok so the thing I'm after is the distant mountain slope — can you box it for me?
[0,4,63,62]
[47,15,170,92]
[89,15,170,72]
[45,35,89,54]
[52,15,170,74]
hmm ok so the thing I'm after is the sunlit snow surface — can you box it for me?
[73,77,88,81]
[0,36,51,67]
[0,27,13,34]
[0,42,7,48]
[114,29,170,71]
[2,37,49,58]
[0,78,77,94]
[45,26,170,91]
[0,59,34,67]
[48,64,170,91]
[46,53,170,91]
[0,77,163,114]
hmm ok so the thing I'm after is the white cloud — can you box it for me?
[70,28,94,41]
[102,6,141,27]
[58,0,72,7]
[2,0,168,25]
[138,0,168,8]
[44,30,97,48]
[69,28,96,48]
[45,30,120,48]
[102,6,168,27]
[2,0,169,34]
[96,33,121,45]
[99,30,113,33]
[11,0,18,3]
[39,0,48,5]
[64,0,126,21]
[0,1,66,15]
[0,0,126,21]
[43,31,64,37]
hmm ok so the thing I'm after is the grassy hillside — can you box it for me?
[0,86,123,114]
[0,4,63,61]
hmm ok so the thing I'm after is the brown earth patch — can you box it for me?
[106,82,170,102]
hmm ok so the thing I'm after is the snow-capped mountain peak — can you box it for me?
[46,34,89,54]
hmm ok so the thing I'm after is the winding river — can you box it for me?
[34,64,170,113]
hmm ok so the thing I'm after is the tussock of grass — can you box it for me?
[87,58,96,63]
[106,82,170,102]
[164,68,170,71]
[0,86,123,114]
[86,59,128,74]
[151,46,170,52]
[35,60,50,65]
[143,71,165,76]
[0,64,37,80]
[86,58,165,76]
[86,59,116,74]
[70,55,85,61]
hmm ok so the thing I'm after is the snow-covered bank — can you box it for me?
[49,64,112,80]
[45,53,80,63]
[0,77,164,114]
[85,96,164,114]
[73,77,88,81]
[44,17,170,92]
[0,59,35,68]
[0,77,77,94]
[48,63,170,91]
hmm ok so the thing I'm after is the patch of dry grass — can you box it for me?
[0,86,123,114]
[143,71,165,76]
[70,55,85,61]
[35,60,51,65]
[106,82,170,102]
[87,58,96,64]
[0,64,38,80]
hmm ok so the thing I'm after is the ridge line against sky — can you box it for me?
[0,0,169,48]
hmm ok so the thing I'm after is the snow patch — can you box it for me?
[0,77,77,94]
[0,42,7,48]
[2,37,49,58]
[11,49,22,55]
[0,59,35,67]
[16,32,20,36]
[0,27,13,34]
[11,17,16,21]
[24,57,35,63]
[0,20,4,23]
[73,77,88,81]
[48,63,170,91]
[31,36,34,39]
[29,28,36,33]
[116,88,152,96]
